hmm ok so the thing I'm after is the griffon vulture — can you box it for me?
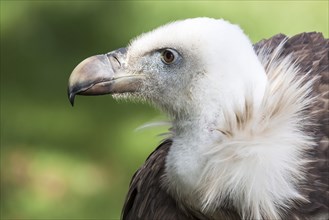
[68,18,328,219]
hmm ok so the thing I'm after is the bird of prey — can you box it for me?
[68,18,328,219]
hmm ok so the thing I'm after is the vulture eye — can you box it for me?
[161,49,177,64]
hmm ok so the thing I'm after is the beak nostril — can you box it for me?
[107,53,121,69]
[113,55,121,66]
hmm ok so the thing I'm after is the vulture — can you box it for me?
[68,18,329,219]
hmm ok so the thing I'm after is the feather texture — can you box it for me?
[122,32,329,220]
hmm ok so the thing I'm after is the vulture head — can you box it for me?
[68,18,267,119]
[68,17,328,219]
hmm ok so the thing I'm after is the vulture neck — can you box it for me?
[164,47,313,219]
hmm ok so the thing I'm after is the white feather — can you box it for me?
[122,18,315,219]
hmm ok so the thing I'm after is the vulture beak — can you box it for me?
[68,48,143,106]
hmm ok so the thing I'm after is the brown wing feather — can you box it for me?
[122,32,329,219]
[122,139,200,220]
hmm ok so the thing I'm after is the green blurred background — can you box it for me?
[1,1,328,219]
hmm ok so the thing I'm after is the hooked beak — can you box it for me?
[67,48,144,106]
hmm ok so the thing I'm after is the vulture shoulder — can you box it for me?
[122,32,329,220]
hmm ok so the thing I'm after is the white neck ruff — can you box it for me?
[164,43,315,219]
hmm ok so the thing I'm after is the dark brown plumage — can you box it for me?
[122,32,329,220]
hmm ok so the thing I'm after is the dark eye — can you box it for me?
[161,49,176,64]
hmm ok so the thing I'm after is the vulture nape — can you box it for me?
[68,18,328,220]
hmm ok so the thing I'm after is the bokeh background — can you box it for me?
[1,1,328,219]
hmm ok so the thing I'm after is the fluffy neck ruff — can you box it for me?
[163,42,315,219]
